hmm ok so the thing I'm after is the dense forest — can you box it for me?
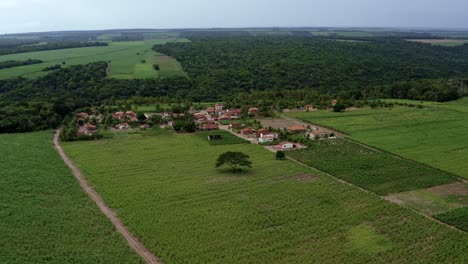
[154,37,468,100]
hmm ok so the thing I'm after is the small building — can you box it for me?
[256,128,269,138]
[259,134,277,143]
[248,107,259,115]
[76,112,89,119]
[312,130,329,138]
[115,123,129,130]
[277,142,295,150]
[229,122,243,130]
[240,128,256,137]
[304,104,313,111]
[206,107,215,114]
[331,100,338,106]
[218,115,231,121]
[288,125,306,133]
[215,104,224,112]
[208,135,223,141]
[200,124,219,130]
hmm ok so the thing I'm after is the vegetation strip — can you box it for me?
[53,129,161,264]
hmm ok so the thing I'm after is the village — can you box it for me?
[69,102,340,150]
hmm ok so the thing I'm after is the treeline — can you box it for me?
[0,42,108,56]
[154,37,468,101]
[0,59,43,69]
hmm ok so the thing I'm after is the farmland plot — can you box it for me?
[287,98,468,179]
[0,38,189,79]
[0,131,141,264]
[62,132,468,263]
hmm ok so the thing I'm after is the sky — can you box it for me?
[0,0,467,34]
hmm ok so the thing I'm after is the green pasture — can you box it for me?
[62,132,468,263]
[287,98,468,179]
[0,38,189,79]
[0,131,141,264]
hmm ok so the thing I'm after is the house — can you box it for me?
[140,124,150,129]
[162,112,171,118]
[240,128,256,137]
[311,130,329,138]
[115,123,129,130]
[77,124,97,136]
[218,115,231,121]
[215,104,224,112]
[260,132,278,139]
[248,107,259,115]
[288,125,306,133]
[200,124,219,130]
[256,128,269,138]
[229,122,243,130]
[331,99,338,106]
[304,104,313,111]
[206,107,215,114]
[125,111,136,117]
[277,142,295,150]
[258,134,277,143]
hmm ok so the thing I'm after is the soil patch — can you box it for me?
[156,55,172,60]
[291,174,319,182]
[428,182,468,196]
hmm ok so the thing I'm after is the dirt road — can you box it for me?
[53,130,162,264]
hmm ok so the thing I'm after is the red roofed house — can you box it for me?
[200,124,219,130]
[215,104,224,112]
[304,104,313,111]
[206,107,215,114]
[312,130,329,138]
[229,122,243,130]
[248,107,259,115]
[240,128,256,138]
[256,128,269,138]
[115,123,129,130]
[277,142,295,150]
[288,125,306,133]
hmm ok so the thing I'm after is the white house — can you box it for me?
[277,142,295,150]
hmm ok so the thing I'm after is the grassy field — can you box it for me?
[62,132,468,263]
[287,98,468,179]
[0,131,141,263]
[287,139,457,195]
[0,38,189,79]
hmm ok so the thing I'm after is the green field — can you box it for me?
[0,38,189,79]
[287,98,468,179]
[287,139,457,195]
[0,131,141,263]
[62,132,468,263]
[435,207,468,232]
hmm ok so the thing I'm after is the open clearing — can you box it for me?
[62,130,468,263]
[0,131,141,264]
[0,38,189,79]
[286,98,468,179]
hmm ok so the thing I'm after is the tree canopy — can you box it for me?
[216,152,253,172]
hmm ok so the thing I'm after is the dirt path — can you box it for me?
[53,130,162,264]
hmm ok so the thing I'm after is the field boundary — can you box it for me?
[53,130,162,264]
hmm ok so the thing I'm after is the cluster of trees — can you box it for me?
[42,64,62,71]
[154,37,468,101]
[0,41,108,56]
[0,59,43,70]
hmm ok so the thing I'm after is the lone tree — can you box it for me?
[276,151,286,160]
[333,102,346,112]
[216,152,252,173]
[153,64,160,71]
